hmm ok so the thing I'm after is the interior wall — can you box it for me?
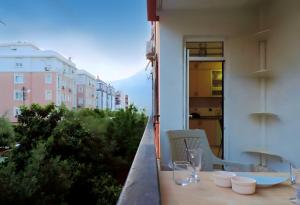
[158,8,260,169]
[263,0,300,169]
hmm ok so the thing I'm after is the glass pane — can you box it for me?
[186,42,223,57]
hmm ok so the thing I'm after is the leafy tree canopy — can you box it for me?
[0,103,147,205]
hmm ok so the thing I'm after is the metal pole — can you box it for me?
[22,86,26,105]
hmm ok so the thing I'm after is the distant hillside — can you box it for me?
[112,70,152,114]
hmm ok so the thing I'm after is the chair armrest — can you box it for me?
[220,160,255,172]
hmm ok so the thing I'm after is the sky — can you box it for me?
[0,0,151,82]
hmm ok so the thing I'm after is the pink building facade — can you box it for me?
[76,70,96,108]
[0,42,77,122]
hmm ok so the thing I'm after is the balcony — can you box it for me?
[118,118,295,205]
[117,117,160,205]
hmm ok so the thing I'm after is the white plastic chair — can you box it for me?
[167,129,254,172]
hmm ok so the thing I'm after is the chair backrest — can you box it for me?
[167,129,219,171]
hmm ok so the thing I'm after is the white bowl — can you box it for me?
[213,171,237,188]
[231,176,256,195]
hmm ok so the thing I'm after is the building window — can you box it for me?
[61,94,65,102]
[14,73,24,84]
[45,74,52,84]
[14,90,23,101]
[45,90,52,101]
[78,97,84,106]
[16,63,23,68]
[186,41,224,57]
[79,86,84,93]
[57,76,61,88]
[61,81,66,89]
[14,107,21,117]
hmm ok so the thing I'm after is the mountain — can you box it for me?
[112,70,152,114]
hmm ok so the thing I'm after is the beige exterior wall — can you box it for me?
[76,71,96,108]
[60,74,77,108]
[0,71,77,122]
[77,84,85,108]
[0,42,78,122]
[0,73,14,121]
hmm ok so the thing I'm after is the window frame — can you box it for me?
[14,107,21,117]
[45,89,52,101]
[45,73,52,84]
[14,73,24,84]
[14,90,23,101]
[15,62,23,68]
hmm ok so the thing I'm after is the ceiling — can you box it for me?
[159,0,264,10]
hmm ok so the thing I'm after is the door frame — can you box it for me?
[183,37,225,128]
[183,56,225,129]
[183,39,225,158]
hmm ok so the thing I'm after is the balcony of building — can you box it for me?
[117,0,300,204]
[117,115,297,205]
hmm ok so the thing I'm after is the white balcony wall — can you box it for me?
[261,0,300,170]
[159,0,300,170]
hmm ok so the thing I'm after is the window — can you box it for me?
[16,62,23,68]
[14,73,24,84]
[45,74,52,84]
[61,81,66,89]
[78,97,84,105]
[57,76,61,88]
[79,86,84,93]
[45,90,52,100]
[61,94,65,102]
[14,107,21,117]
[211,70,223,96]
[186,41,224,57]
[14,90,23,101]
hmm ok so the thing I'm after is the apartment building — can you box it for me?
[0,42,77,122]
[95,78,116,110]
[115,91,129,110]
[76,69,96,108]
[95,78,106,110]
[107,84,115,110]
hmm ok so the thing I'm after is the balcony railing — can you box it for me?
[117,117,160,205]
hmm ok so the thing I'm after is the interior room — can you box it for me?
[189,61,223,158]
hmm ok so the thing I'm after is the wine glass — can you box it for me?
[289,165,300,204]
[189,147,203,183]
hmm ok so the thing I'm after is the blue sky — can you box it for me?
[0,0,150,81]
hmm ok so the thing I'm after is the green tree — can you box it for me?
[106,105,147,182]
[0,141,76,205]
[0,117,15,147]
[0,104,146,204]
[108,105,147,161]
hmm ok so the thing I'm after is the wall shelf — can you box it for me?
[243,148,283,167]
[244,37,279,169]
[249,112,278,118]
[250,69,272,78]
[244,148,282,159]
[253,29,271,40]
